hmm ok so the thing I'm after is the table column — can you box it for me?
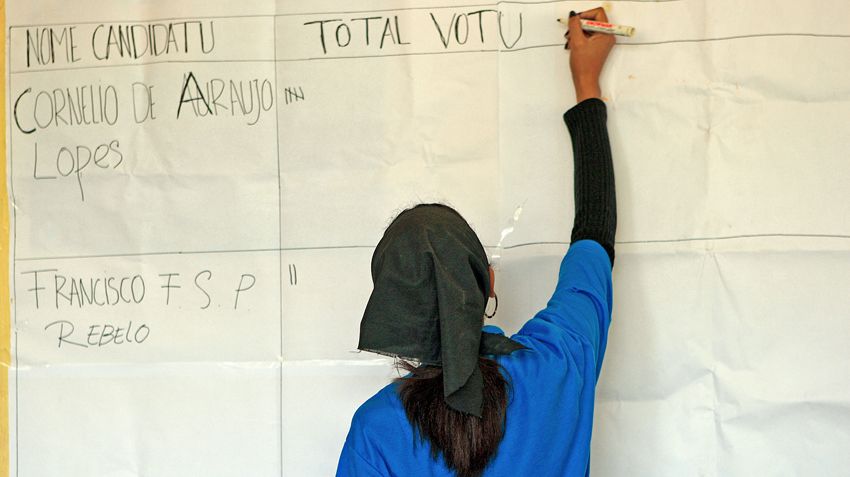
[272,7,509,474]
[9,16,283,476]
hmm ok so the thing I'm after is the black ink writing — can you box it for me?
[14,84,119,134]
[132,82,156,123]
[22,268,258,310]
[44,319,150,348]
[288,264,297,285]
[25,26,80,67]
[55,272,145,308]
[91,21,215,61]
[194,270,212,310]
[304,15,410,55]
[31,139,123,201]
[177,71,212,119]
[234,274,255,309]
[283,86,305,105]
[159,273,181,305]
[20,269,57,309]
[429,10,522,49]
[177,73,273,125]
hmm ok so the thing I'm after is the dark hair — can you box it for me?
[395,357,509,477]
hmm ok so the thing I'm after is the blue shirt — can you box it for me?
[337,240,614,476]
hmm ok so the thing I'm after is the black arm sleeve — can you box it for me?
[562,98,617,267]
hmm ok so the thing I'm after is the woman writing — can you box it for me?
[337,7,617,476]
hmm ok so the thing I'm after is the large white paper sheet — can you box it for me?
[5,0,850,475]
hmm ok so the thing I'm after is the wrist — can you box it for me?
[574,83,602,102]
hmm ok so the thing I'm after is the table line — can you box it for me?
[11,233,850,262]
[6,0,682,30]
[272,17,285,477]
[7,28,22,477]
[9,32,850,75]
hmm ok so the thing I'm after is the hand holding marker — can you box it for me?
[563,7,618,102]
[560,9,634,51]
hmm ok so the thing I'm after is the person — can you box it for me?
[337,7,617,476]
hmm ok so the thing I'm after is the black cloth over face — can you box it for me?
[358,204,527,417]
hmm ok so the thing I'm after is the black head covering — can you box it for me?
[358,204,527,417]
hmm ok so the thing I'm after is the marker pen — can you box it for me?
[557,18,635,37]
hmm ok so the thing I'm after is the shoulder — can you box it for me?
[556,239,613,301]
[350,382,406,437]
[565,239,610,265]
[339,383,408,475]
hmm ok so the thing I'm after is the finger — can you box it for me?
[567,12,587,47]
[586,24,617,46]
[588,34,615,50]
[578,6,609,23]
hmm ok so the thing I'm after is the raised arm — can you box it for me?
[565,8,617,267]
[510,7,618,372]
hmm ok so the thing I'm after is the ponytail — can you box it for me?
[395,357,509,477]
